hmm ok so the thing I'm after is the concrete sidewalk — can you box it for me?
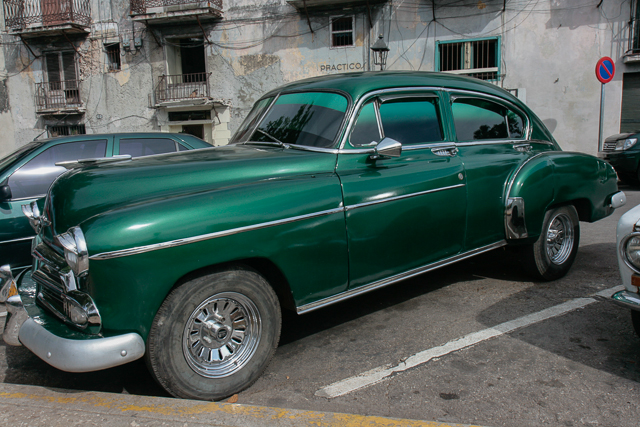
[0,382,486,427]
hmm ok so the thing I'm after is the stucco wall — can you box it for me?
[0,0,636,155]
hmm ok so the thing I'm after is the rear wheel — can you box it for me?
[146,267,281,400]
[521,205,580,281]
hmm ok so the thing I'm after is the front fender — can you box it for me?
[505,152,619,241]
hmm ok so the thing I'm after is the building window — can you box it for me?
[437,38,499,81]
[47,124,86,138]
[105,43,121,72]
[44,51,79,102]
[331,16,354,47]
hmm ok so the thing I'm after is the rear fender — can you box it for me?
[505,152,618,241]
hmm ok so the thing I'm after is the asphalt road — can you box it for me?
[1,186,639,427]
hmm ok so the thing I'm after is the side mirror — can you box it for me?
[370,137,402,160]
[0,184,11,202]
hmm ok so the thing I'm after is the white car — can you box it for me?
[613,203,640,337]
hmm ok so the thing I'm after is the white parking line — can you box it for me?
[315,286,624,399]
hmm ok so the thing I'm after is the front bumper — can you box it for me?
[1,264,146,372]
[611,290,640,312]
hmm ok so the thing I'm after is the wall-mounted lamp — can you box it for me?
[370,34,389,71]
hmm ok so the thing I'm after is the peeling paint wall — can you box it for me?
[0,0,635,155]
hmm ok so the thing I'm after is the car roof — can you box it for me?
[263,71,524,107]
[32,132,197,145]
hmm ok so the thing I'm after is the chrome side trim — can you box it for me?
[90,207,345,260]
[296,240,508,314]
[18,318,145,372]
[0,236,34,245]
[345,184,465,211]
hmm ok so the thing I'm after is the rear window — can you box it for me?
[452,98,525,141]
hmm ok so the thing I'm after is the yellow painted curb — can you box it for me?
[0,383,487,427]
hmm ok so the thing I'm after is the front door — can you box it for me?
[337,92,467,290]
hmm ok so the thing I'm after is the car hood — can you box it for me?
[44,144,337,236]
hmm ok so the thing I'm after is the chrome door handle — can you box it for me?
[432,146,458,157]
[513,143,532,153]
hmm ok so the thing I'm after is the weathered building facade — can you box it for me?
[0,0,638,157]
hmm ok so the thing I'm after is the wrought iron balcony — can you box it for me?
[130,0,222,23]
[626,16,640,62]
[3,0,91,35]
[35,80,83,113]
[155,73,211,104]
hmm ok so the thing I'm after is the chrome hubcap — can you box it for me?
[545,213,574,265]
[183,292,261,378]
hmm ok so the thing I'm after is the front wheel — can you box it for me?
[521,205,580,281]
[146,267,281,400]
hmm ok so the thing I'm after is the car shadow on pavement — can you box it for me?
[280,246,534,346]
[475,241,640,385]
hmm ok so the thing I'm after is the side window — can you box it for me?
[379,98,443,145]
[452,98,525,141]
[8,139,107,199]
[119,138,177,157]
[349,101,380,147]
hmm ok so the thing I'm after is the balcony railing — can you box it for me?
[131,0,221,16]
[155,73,211,103]
[35,80,82,112]
[3,0,91,32]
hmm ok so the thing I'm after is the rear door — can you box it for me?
[447,93,543,250]
[336,91,467,290]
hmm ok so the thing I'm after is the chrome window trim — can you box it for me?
[90,207,346,260]
[446,89,532,140]
[345,183,465,211]
[296,240,508,314]
[339,86,445,150]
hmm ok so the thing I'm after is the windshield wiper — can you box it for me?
[252,129,289,148]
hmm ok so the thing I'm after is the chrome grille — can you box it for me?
[602,140,618,151]
[32,241,70,321]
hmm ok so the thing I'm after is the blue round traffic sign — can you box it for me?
[596,57,615,84]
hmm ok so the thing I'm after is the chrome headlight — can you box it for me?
[57,226,89,277]
[622,233,640,273]
[615,137,638,151]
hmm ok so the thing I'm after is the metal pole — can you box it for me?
[598,83,605,152]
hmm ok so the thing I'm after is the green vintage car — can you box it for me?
[0,72,626,400]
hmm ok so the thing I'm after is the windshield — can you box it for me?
[239,92,349,149]
[0,141,42,174]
